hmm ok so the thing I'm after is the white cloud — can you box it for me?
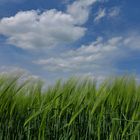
[1,0,138,84]
[0,0,99,50]
[94,6,120,22]
[0,66,41,82]
[108,7,120,17]
[0,9,86,49]
[123,35,140,50]
[33,33,140,83]
[35,34,140,73]
[94,8,106,22]
[35,36,124,72]
[67,0,97,24]
[0,66,27,74]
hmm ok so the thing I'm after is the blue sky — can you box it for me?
[0,0,140,84]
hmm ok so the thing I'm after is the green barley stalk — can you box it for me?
[0,74,139,139]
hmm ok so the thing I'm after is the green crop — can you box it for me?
[0,74,140,140]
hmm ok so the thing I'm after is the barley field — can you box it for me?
[0,74,140,140]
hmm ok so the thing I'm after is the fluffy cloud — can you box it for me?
[108,7,120,17]
[35,36,124,72]
[35,34,140,73]
[94,8,106,22]
[33,35,126,83]
[67,0,97,24]
[94,7,120,22]
[33,33,140,84]
[0,66,40,81]
[123,35,140,50]
[0,10,86,49]
[0,0,98,50]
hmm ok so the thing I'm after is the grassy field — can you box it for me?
[0,74,140,140]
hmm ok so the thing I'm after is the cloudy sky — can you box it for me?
[0,0,140,84]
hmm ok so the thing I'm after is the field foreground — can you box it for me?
[0,74,140,140]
